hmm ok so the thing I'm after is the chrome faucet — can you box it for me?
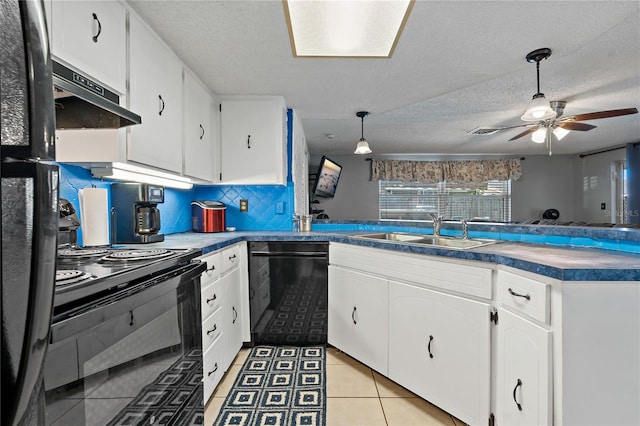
[461,220,469,239]
[427,212,442,236]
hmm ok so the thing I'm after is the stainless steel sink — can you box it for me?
[353,232,497,249]
[353,232,426,243]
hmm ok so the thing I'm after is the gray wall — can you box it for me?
[572,148,625,223]
[511,155,575,221]
[310,155,378,219]
[310,152,626,223]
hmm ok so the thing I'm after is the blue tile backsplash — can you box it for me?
[58,164,295,245]
[194,184,294,231]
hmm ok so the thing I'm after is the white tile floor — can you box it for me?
[205,347,466,426]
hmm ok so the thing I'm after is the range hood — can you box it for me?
[52,61,141,129]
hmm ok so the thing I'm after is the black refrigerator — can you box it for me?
[1,0,58,425]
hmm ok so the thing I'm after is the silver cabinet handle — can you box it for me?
[206,294,217,304]
[200,124,205,140]
[206,324,217,335]
[352,306,357,324]
[427,335,434,358]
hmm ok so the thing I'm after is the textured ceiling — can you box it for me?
[127,0,640,156]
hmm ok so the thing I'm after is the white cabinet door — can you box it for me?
[220,97,287,184]
[51,0,126,93]
[496,308,552,426]
[388,281,490,426]
[183,70,215,181]
[129,14,183,173]
[328,266,388,375]
[222,267,243,371]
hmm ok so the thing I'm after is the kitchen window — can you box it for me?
[379,180,511,222]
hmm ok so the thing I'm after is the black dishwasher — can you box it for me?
[248,241,328,345]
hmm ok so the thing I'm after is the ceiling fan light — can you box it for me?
[354,138,372,154]
[531,127,547,143]
[521,94,557,122]
[553,126,570,141]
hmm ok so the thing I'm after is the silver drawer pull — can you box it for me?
[206,294,217,304]
[207,324,217,335]
[207,362,218,376]
[206,265,216,272]
[508,288,531,301]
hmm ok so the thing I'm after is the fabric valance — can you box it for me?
[371,158,522,183]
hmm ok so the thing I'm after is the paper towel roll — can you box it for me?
[79,188,110,247]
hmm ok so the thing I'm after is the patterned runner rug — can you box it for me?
[214,346,326,426]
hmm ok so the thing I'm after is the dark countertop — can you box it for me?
[136,230,640,282]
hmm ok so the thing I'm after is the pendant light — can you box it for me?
[521,48,557,122]
[354,111,372,154]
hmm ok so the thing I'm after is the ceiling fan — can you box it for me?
[469,48,638,154]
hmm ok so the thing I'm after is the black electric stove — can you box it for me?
[54,247,201,311]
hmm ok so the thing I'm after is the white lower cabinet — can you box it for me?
[388,280,490,426]
[496,308,552,426]
[222,267,243,371]
[202,339,225,400]
[328,265,388,375]
[197,243,247,404]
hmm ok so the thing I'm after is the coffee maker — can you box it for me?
[110,183,164,243]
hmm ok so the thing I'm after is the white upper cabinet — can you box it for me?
[183,70,216,181]
[128,13,183,173]
[50,0,126,94]
[220,96,287,184]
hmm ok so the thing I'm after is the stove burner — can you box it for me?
[59,249,110,259]
[101,249,173,262]
[56,270,94,286]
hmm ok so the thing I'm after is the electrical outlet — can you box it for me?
[601,202,606,210]
[240,199,248,212]
[276,202,284,214]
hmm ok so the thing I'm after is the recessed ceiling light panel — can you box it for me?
[284,0,413,58]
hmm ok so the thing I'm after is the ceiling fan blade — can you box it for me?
[558,122,597,131]
[468,123,534,136]
[509,127,538,141]
[564,108,638,122]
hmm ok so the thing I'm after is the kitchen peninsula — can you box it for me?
[143,221,640,426]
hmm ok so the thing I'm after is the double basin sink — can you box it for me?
[352,232,497,250]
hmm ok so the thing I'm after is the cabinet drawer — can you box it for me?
[497,270,550,324]
[201,280,223,319]
[202,307,224,351]
[221,245,241,274]
[199,252,222,284]
[203,339,225,403]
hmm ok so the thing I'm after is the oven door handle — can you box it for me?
[50,261,206,344]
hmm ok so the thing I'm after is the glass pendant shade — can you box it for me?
[354,138,372,154]
[521,94,557,122]
[531,127,548,143]
[553,126,570,141]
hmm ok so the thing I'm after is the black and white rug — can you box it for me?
[214,346,326,426]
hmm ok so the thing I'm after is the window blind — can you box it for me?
[379,180,511,222]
